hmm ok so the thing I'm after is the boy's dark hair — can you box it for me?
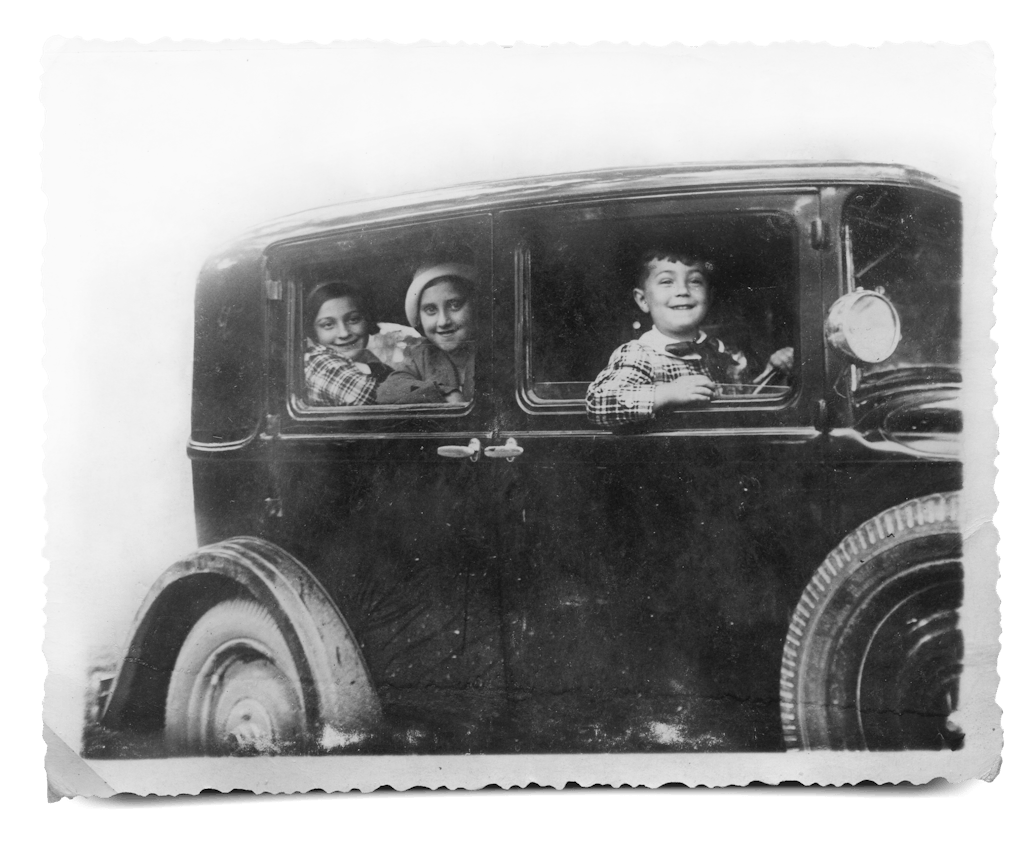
[634,248,714,290]
[304,281,381,340]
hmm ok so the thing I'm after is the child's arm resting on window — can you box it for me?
[654,376,719,409]
[375,369,448,404]
[305,353,382,407]
[586,344,717,427]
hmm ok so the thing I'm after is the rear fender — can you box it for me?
[102,537,381,736]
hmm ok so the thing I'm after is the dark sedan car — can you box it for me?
[94,162,964,756]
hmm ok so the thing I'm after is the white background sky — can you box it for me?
[5,0,1023,837]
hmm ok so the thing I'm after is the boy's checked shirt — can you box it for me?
[585,328,748,427]
[304,339,391,407]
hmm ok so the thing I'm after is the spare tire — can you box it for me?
[780,492,964,751]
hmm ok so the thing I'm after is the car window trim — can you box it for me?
[511,197,809,418]
[269,212,495,427]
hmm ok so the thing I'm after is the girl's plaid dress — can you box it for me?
[304,339,391,407]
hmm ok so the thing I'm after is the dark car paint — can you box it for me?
[182,163,961,752]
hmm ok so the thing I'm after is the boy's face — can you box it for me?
[633,258,710,340]
[313,295,371,359]
[420,279,474,353]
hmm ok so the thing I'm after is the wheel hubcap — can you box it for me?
[195,645,304,754]
[856,579,964,750]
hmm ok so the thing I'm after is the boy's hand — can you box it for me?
[753,347,794,383]
[443,389,466,404]
[769,347,794,372]
[654,375,720,409]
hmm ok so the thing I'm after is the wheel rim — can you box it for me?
[823,556,963,749]
[191,640,304,754]
[855,574,964,750]
[781,493,965,751]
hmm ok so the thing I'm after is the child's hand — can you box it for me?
[769,347,794,372]
[655,375,720,409]
[753,347,794,383]
[444,389,466,404]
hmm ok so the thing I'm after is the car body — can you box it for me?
[95,161,964,756]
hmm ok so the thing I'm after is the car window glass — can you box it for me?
[523,208,799,406]
[277,216,490,413]
[842,187,961,385]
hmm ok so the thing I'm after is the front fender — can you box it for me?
[101,537,381,737]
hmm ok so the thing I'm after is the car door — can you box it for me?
[259,213,509,747]
[489,191,834,751]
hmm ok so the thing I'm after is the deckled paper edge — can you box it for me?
[39,38,1003,798]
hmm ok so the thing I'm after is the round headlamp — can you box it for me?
[825,289,902,364]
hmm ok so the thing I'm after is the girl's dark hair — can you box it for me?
[304,281,380,339]
[635,248,714,290]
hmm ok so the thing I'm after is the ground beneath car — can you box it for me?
[83,661,784,758]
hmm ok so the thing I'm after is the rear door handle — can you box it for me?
[437,438,481,462]
[484,437,524,462]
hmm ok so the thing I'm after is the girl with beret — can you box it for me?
[376,263,477,405]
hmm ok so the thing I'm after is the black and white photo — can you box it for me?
[40,40,1000,795]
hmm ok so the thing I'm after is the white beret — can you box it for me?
[405,263,477,328]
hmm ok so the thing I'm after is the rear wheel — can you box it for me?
[780,492,964,750]
[166,598,307,755]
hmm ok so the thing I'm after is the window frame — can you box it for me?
[838,184,962,395]
[509,192,810,419]
[264,212,495,436]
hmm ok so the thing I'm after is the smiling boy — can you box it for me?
[586,249,793,427]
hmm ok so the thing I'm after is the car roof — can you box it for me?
[206,161,955,267]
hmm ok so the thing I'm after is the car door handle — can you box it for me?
[484,437,524,462]
[437,438,481,462]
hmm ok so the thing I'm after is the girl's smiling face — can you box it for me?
[314,295,370,359]
[419,279,474,353]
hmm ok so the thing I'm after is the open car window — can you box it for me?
[273,215,491,415]
[520,203,799,408]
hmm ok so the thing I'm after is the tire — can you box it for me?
[166,598,308,755]
[780,492,964,751]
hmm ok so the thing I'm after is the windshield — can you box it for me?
[842,186,961,386]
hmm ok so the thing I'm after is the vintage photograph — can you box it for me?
[41,41,1000,795]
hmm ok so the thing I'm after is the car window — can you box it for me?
[520,205,799,408]
[841,187,961,387]
[274,215,490,415]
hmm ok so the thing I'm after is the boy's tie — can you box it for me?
[663,341,702,358]
[663,339,730,384]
